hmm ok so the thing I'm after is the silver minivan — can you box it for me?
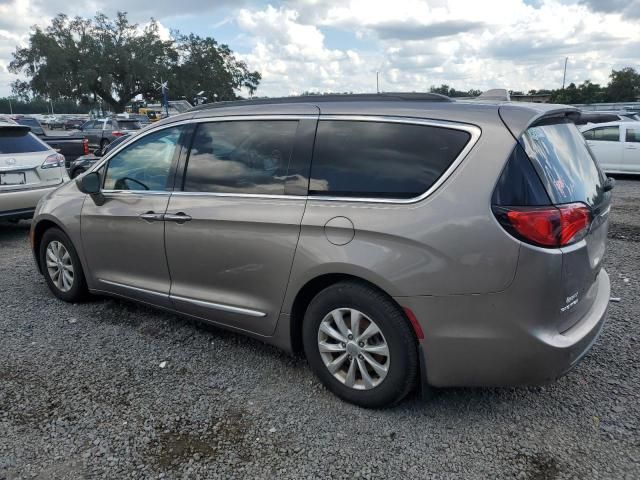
[31,94,613,407]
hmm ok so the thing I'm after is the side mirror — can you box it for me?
[603,176,615,192]
[75,171,105,205]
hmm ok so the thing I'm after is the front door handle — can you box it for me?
[139,211,164,222]
[164,212,192,224]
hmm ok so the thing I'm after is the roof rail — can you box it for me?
[189,92,452,112]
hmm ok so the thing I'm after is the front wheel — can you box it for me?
[40,228,87,302]
[302,281,418,408]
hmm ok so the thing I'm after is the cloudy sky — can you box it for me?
[0,0,639,98]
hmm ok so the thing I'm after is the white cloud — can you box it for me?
[237,0,640,96]
[1,0,640,98]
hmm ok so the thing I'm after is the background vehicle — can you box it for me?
[12,116,89,164]
[80,118,142,150]
[40,115,63,129]
[575,110,640,126]
[580,120,640,174]
[1,121,68,221]
[67,133,133,178]
[31,95,612,408]
[64,118,85,130]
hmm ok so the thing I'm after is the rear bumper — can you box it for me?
[0,185,60,220]
[397,269,610,387]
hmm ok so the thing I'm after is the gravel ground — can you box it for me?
[1,180,639,480]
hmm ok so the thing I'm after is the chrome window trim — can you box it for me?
[90,113,481,205]
[101,189,171,196]
[171,191,303,200]
[170,294,267,317]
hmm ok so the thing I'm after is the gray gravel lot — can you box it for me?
[1,180,639,479]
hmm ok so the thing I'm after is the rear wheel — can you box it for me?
[302,281,418,408]
[40,228,87,302]
[100,139,109,151]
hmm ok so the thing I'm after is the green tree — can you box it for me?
[606,67,640,102]
[10,12,261,112]
[170,34,261,102]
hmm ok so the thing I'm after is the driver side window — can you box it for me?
[103,126,183,191]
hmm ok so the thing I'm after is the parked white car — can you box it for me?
[1,120,68,222]
[580,121,640,175]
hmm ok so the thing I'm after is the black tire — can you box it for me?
[39,227,88,302]
[302,281,418,408]
[100,139,109,151]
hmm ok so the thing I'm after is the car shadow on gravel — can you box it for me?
[0,220,31,241]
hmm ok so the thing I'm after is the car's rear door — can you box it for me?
[583,125,623,172]
[163,114,317,336]
[621,125,640,173]
[81,124,187,306]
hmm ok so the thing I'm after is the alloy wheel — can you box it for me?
[317,308,390,390]
[45,240,74,292]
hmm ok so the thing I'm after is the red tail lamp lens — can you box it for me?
[499,203,591,247]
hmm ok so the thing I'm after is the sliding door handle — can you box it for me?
[139,211,164,222]
[164,212,192,223]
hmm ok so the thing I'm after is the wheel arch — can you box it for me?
[287,273,416,354]
[32,217,73,274]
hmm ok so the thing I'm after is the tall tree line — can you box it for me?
[9,12,261,113]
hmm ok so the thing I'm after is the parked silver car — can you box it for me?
[30,94,613,407]
[1,120,68,221]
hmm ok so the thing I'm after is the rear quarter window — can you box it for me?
[521,120,605,207]
[0,128,49,154]
[309,120,471,199]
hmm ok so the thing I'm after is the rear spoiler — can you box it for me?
[498,105,580,140]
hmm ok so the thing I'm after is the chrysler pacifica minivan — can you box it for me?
[31,94,612,407]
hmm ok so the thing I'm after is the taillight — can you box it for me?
[112,131,124,137]
[41,153,65,169]
[493,202,591,248]
[83,138,89,155]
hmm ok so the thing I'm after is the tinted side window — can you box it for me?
[184,121,298,195]
[590,126,620,142]
[309,121,471,198]
[103,126,182,191]
[626,128,640,143]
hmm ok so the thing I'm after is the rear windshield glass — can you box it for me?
[117,120,142,130]
[0,128,49,154]
[520,119,605,207]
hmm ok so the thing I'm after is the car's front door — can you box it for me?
[583,125,622,172]
[622,125,640,173]
[81,125,186,306]
[164,117,316,336]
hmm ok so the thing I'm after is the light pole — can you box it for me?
[376,71,379,94]
[8,97,13,115]
[562,57,568,90]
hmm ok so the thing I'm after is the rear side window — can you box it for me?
[625,128,640,143]
[309,121,471,199]
[521,120,605,207]
[582,126,619,142]
[184,121,298,195]
[0,128,49,154]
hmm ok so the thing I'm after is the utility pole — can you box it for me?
[376,71,379,94]
[562,57,568,89]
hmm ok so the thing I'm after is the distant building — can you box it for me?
[510,93,552,103]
